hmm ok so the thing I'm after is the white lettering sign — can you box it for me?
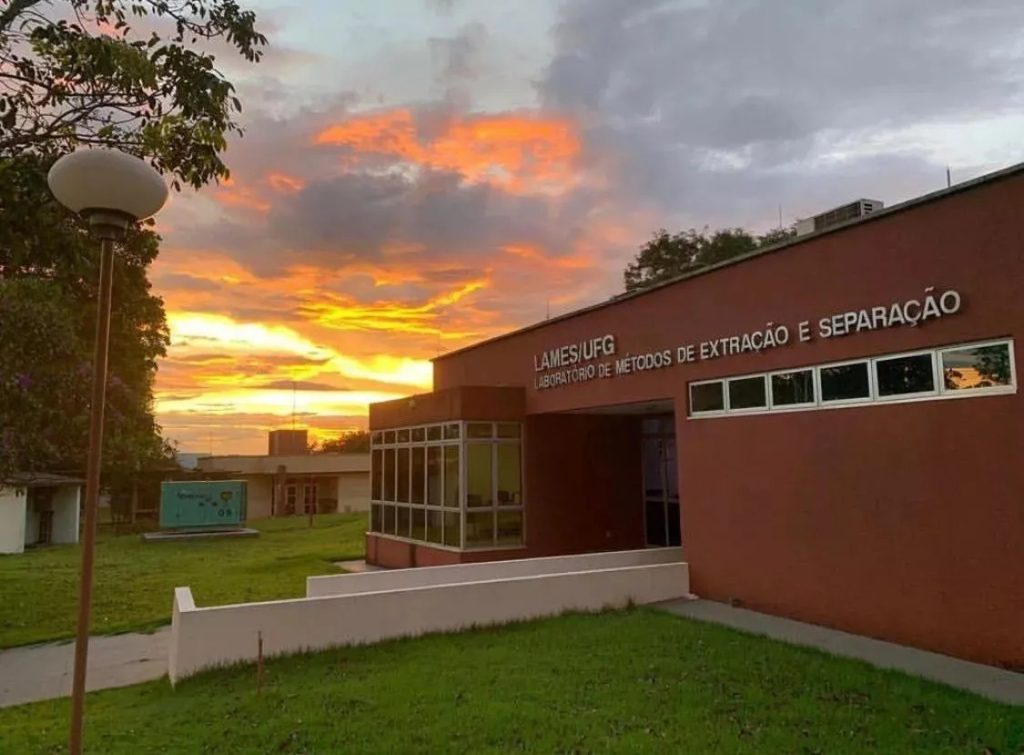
[532,288,963,390]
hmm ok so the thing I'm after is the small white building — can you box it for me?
[197,450,370,520]
[0,474,83,555]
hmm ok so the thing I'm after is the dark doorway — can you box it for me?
[642,416,681,547]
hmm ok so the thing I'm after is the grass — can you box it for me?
[0,609,1020,754]
[0,513,366,648]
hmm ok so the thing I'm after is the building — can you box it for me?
[197,430,370,519]
[0,474,83,554]
[366,163,1024,669]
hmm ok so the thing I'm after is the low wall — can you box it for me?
[169,561,689,683]
[307,547,683,597]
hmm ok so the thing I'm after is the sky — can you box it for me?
[152,0,1024,455]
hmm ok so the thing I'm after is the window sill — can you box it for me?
[366,531,528,553]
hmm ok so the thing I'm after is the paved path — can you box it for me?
[0,628,169,709]
[657,599,1024,706]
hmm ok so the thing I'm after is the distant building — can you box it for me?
[268,429,310,456]
[197,430,369,519]
[175,452,211,471]
[0,473,83,554]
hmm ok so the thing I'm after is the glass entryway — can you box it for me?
[642,416,681,547]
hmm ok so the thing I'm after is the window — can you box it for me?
[371,449,382,499]
[411,447,425,505]
[875,352,935,398]
[690,381,724,414]
[940,342,1014,393]
[820,361,870,403]
[686,339,1015,421]
[771,369,815,407]
[426,447,442,505]
[728,375,766,410]
[444,446,460,508]
[466,443,493,507]
[369,420,525,550]
[397,448,410,502]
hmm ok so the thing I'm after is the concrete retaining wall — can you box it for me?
[169,560,689,683]
[307,546,683,597]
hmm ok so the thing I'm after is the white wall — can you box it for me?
[0,487,27,555]
[244,475,274,519]
[51,485,81,544]
[336,473,369,513]
[169,560,690,683]
[307,547,684,597]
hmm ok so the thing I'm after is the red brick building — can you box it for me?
[367,164,1023,668]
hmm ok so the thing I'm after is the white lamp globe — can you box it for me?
[47,148,168,221]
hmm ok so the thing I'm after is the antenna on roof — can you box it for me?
[946,166,952,188]
[546,299,550,320]
[777,204,783,231]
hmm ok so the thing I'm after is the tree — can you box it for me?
[318,431,372,454]
[0,1,266,486]
[1,0,267,188]
[623,226,796,293]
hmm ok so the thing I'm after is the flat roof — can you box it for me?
[435,160,1024,362]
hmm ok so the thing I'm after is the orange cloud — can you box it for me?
[265,171,306,193]
[313,108,581,193]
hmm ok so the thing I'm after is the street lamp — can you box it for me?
[48,148,168,755]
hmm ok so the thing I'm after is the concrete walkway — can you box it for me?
[0,627,169,709]
[658,599,1024,706]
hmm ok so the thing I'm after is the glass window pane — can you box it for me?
[496,444,521,506]
[466,511,494,547]
[444,512,461,547]
[370,503,381,533]
[467,443,493,508]
[426,447,442,505]
[411,427,425,442]
[876,353,935,396]
[396,506,411,538]
[411,447,425,505]
[426,510,443,544]
[444,422,461,439]
[496,510,523,546]
[383,504,396,534]
[728,376,766,410]
[690,382,724,413]
[771,370,815,406]
[397,448,410,502]
[371,449,382,500]
[941,343,1013,391]
[383,449,395,501]
[426,425,442,441]
[497,423,521,439]
[444,445,460,508]
[397,428,410,443]
[411,508,426,542]
[384,430,395,444]
[467,422,492,438]
[820,362,870,402]
[371,431,382,445]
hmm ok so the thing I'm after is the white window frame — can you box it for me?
[937,338,1017,398]
[872,349,939,402]
[688,379,727,416]
[767,367,817,411]
[817,358,873,406]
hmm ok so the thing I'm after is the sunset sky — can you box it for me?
[152,0,1024,454]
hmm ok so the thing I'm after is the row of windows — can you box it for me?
[369,506,523,549]
[689,339,1015,417]
[372,421,521,446]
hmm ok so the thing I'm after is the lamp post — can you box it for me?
[48,149,168,755]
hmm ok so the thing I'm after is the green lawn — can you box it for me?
[1,609,1020,754]
[0,513,366,648]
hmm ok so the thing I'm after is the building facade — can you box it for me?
[366,165,1024,669]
